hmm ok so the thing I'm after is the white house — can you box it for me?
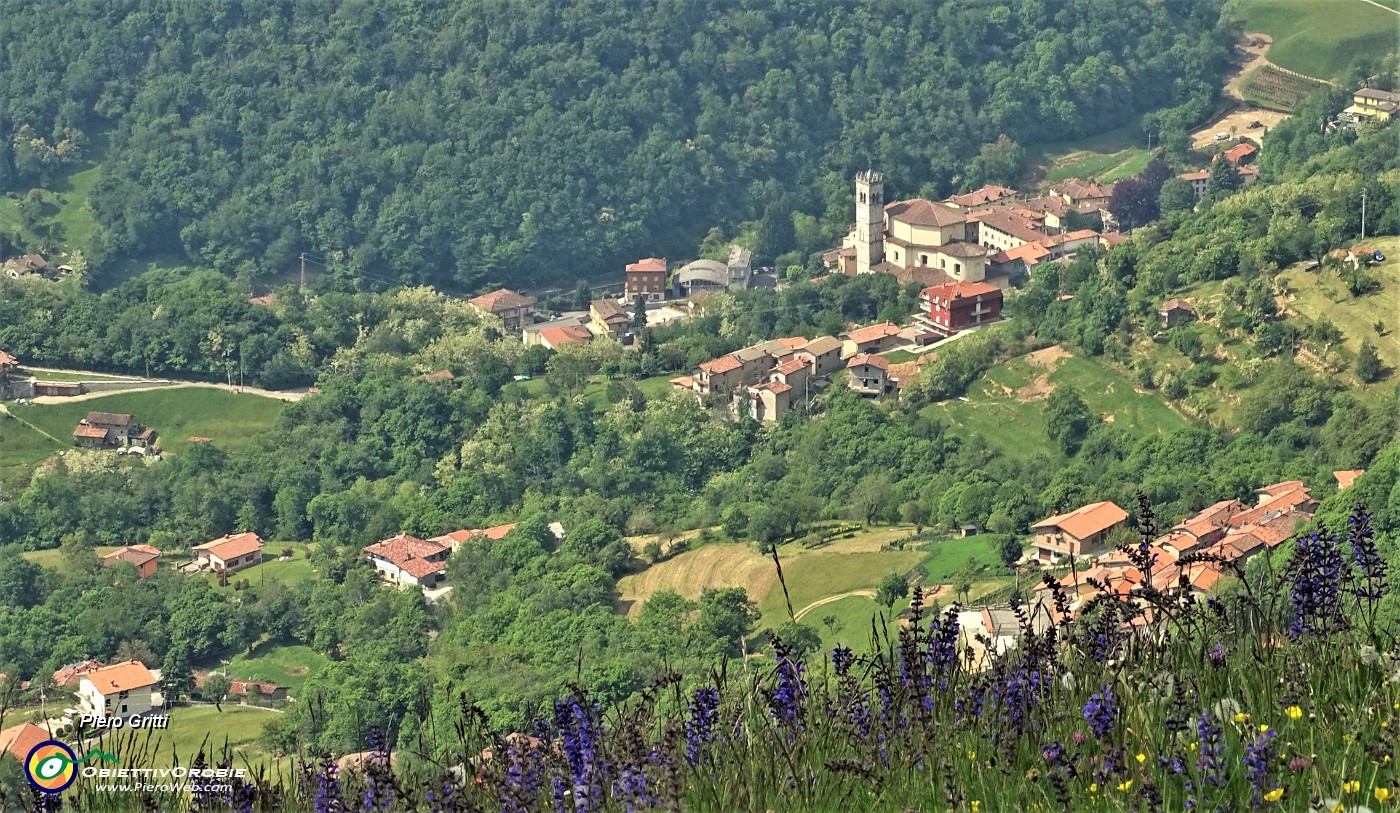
[364,534,451,588]
[78,661,159,718]
[192,532,265,573]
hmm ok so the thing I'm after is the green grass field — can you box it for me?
[1229,0,1399,79]
[225,644,328,695]
[922,349,1189,458]
[0,129,109,257]
[1279,235,1400,372]
[200,543,317,588]
[0,408,64,487]
[15,387,285,455]
[89,705,286,771]
[881,349,918,364]
[22,545,121,568]
[918,533,1004,583]
[1025,122,1152,186]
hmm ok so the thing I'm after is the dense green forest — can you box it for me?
[0,0,1233,288]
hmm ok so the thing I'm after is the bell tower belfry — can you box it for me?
[854,170,885,274]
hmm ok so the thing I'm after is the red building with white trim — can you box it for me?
[915,281,1003,338]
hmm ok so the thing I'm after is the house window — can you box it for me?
[920,254,928,265]
[940,258,946,268]
[954,263,962,275]
[121,704,128,713]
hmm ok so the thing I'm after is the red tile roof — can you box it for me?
[1179,170,1210,182]
[1334,470,1364,490]
[990,242,1052,266]
[83,660,158,694]
[772,357,812,376]
[364,534,449,579]
[847,353,890,371]
[626,257,667,273]
[1161,298,1195,313]
[1254,481,1306,501]
[775,337,809,350]
[591,298,628,323]
[86,412,132,427]
[920,281,1001,301]
[885,198,966,228]
[1223,143,1257,163]
[470,289,534,312]
[752,380,792,395]
[53,660,103,687]
[944,185,1017,208]
[102,545,161,568]
[845,322,902,344]
[1033,501,1130,541]
[971,209,1048,244]
[698,355,742,374]
[194,532,265,561]
[73,425,108,439]
[429,523,516,547]
[0,350,18,367]
[539,325,593,348]
[670,375,694,389]
[1,723,51,761]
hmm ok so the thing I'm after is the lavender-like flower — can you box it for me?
[1287,526,1348,638]
[1207,642,1225,667]
[768,636,808,738]
[555,695,606,813]
[832,644,855,678]
[684,686,720,766]
[1243,727,1278,810]
[1082,683,1117,739]
[1348,508,1386,631]
[311,757,344,813]
[926,609,961,690]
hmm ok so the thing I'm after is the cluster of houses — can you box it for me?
[2,252,72,280]
[1178,138,1259,202]
[821,172,1128,286]
[72,411,157,451]
[1030,474,1358,608]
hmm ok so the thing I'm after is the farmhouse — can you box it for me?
[1,722,50,761]
[1347,87,1399,122]
[846,353,892,397]
[1031,501,1130,563]
[624,257,668,303]
[430,522,516,550]
[364,534,450,588]
[469,289,536,333]
[194,672,288,703]
[915,280,1003,338]
[1223,142,1257,165]
[589,298,631,339]
[1335,469,1365,490]
[193,532,265,574]
[78,660,160,718]
[1049,179,1116,212]
[73,412,155,449]
[795,335,844,376]
[841,322,903,357]
[1159,298,1196,328]
[101,544,162,579]
[3,253,48,278]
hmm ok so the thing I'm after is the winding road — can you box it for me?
[793,590,875,622]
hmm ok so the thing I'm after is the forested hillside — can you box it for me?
[0,0,1233,288]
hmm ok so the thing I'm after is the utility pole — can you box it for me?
[1361,187,1368,241]
[299,252,307,293]
[1146,132,1153,153]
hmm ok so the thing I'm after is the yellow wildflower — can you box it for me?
[1377,787,1393,803]
[1259,724,1270,733]
[1190,742,1198,751]
[967,749,976,760]
[1089,783,1099,794]
[1263,788,1283,803]
[1136,753,1146,764]
[1118,780,1134,792]
[1285,706,1302,720]
[971,803,982,813]
[1234,712,1250,723]
[1345,780,1362,794]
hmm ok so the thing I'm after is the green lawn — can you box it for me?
[224,644,328,695]
[22,545,121,568]
[918,534,1004,583]
[1229,0,1399,79]
[881,349,918,364]
[0,408,64,486]
[200,543,317,588]
[0,128,109,257]
[16,387,285,455]
[90,705,285,771]
[1024,122,1152,186]
[1279,236,1400,373]
[922,350,1190,458]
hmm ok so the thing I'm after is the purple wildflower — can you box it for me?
[1287,526,1347,638]
[555,695,607,813]
[832,644,854,678]
[684,686,720,766]
[1082,683,1117,739]
[1207,643,1225,667]
[1243,727,1278,809]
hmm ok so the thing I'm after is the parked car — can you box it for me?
[1214,132,1229,141]
[1375,250,1387,262]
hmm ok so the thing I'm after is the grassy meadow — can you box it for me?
[1229,0,1398,79]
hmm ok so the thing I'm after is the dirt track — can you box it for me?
[1189,33,1293,148]
[17,366,308,403]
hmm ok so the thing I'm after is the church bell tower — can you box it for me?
[854,170,885,274]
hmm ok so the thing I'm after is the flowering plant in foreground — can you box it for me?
[14,504,1399,813]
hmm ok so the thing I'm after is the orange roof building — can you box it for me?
[193,532,264,574]
[1,723,52,761]
[101,544,162,579]
[78,660,159,717]
[1032,501,1130,563]
[1334,470,1364,490]
[364,534,450,588]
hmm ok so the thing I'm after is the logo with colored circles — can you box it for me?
[24,741,119,793]
[25,740,78,793]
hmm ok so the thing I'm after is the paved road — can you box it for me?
[17,366,308,403]
[1360,0,1398,15]
[794,590,875,622]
